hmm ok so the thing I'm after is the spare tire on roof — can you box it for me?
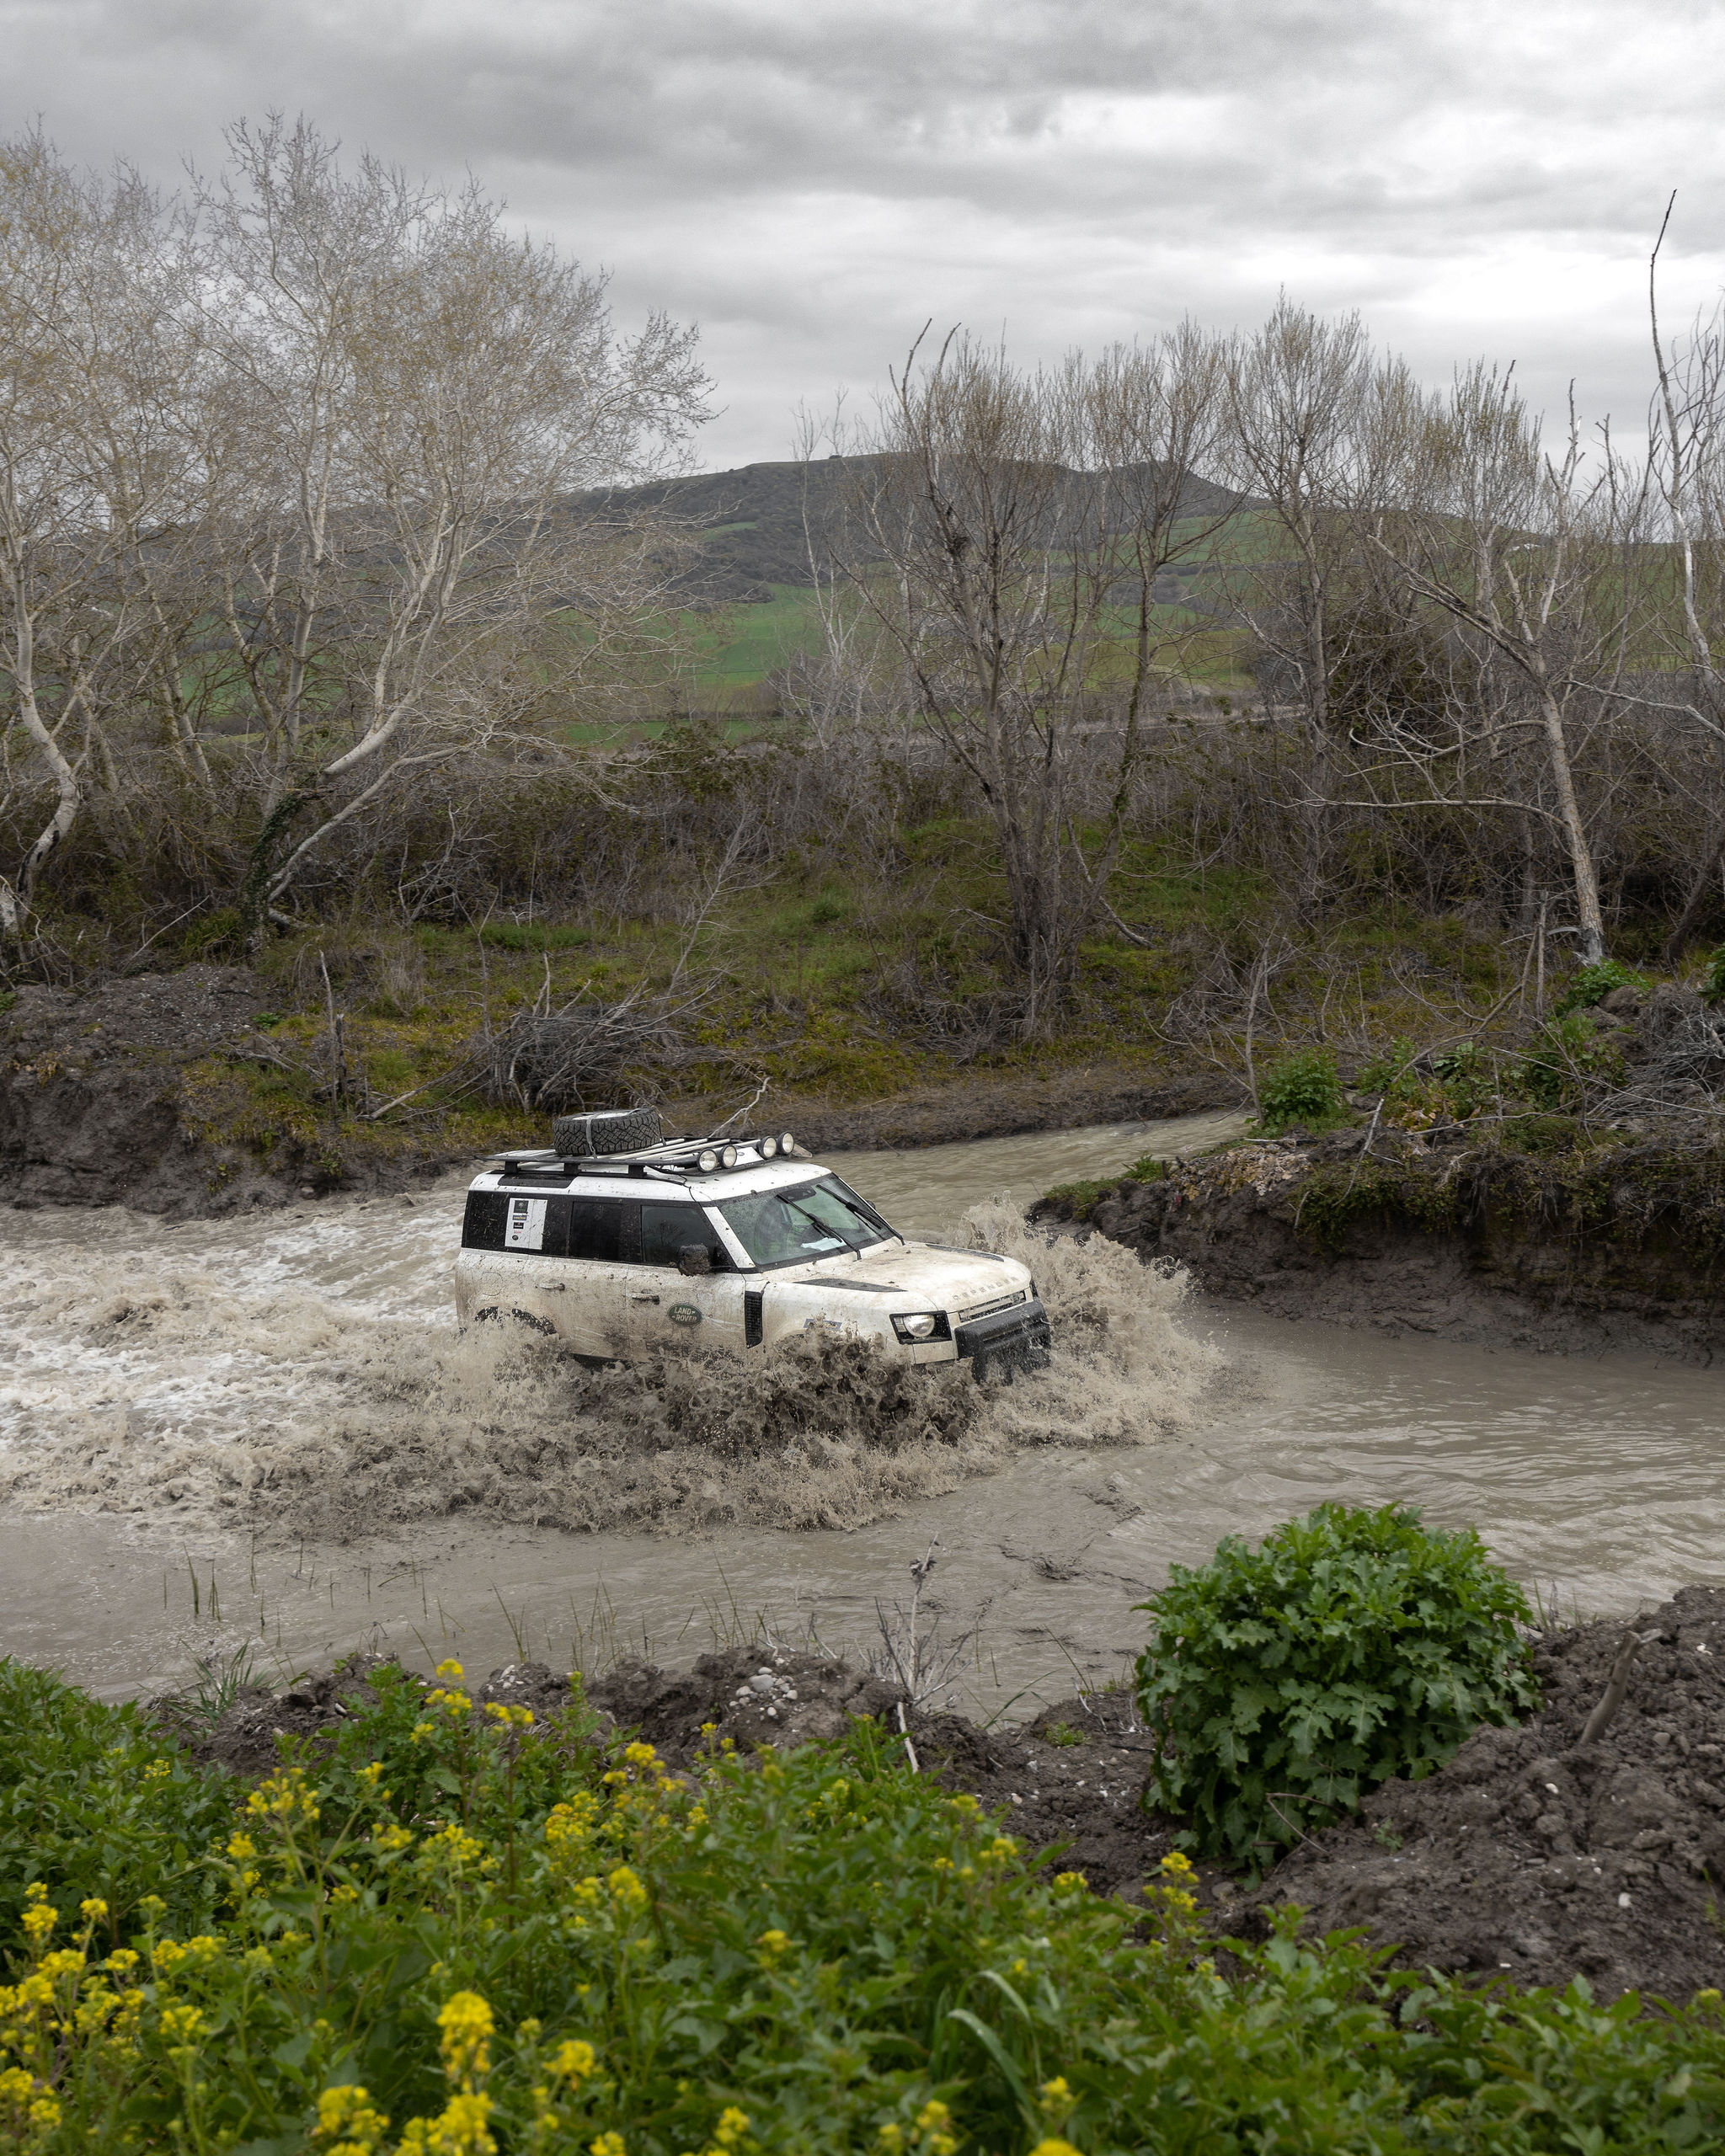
[553,1107,661,1158]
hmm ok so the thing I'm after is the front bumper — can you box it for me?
[954,1297,1051,1382]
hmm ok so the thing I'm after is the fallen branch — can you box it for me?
[1580,1626,1654,1745]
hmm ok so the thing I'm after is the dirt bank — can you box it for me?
[2,962,1240,1218]
[1244,1583,1725,2004]
[0,965,466,1215]
[156,1589,1725,2004]
[1034,1119,1725,1359]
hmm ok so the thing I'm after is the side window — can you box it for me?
[638,1201,726,1270]
[567,1198,624,1263]
[462,1191,510,1251]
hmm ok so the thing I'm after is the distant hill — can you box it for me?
[579,458,1249,605]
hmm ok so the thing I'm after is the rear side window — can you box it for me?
[462,1191,510,1250]
[568,1198,624,1263]
[638,1201,726,1269]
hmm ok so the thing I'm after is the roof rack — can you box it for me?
[485,1129,800,1175]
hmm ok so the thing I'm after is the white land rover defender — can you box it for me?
[455,1108,1051,1381]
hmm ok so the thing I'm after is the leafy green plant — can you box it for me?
[1255,1048,1348,1135]
[479,921,590,953]
[1356,1036,1420,1102]
[1553,957,1649,1017]
[1702,944,1725,1005]
[1511,1008,1625,1111]
[1134,1502,1538,1870]
[1039,1721,1087,1748]
[1428,1038,1493,1118]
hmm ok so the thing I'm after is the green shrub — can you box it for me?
[1511,1008,1625,1110]
[1553,958,1649,1017]
[1356,1035,1420,1102]
[1702,944,1725,1005]
[479,921,590,953]
[179,906,244,960]
[1135,1502,1538,1870]
[1255,1048,1348,1134]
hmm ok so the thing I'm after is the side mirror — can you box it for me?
[677,1245,713,1277]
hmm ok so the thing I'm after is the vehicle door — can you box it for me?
[550,1195,633,1357]
[462,1190,570,1338]
[622,1199,746,1353]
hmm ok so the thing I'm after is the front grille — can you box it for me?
[959,1289,1027,1322]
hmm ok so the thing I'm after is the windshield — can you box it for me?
[716,1175,896,1269]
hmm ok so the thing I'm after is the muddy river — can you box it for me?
[3,1107,1720,1712]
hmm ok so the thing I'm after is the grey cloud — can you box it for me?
[3,0,1723,462]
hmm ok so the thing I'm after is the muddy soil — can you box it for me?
[153,1590,1725,2002]
[2,960,1239,1218]
[1244,1583,1725,2003]
[0,966,465,1216]
[1039,1122,1725,1360]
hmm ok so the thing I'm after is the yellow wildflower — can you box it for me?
[590,2135,627,2156]
[247,1768,322,1829]
[549,2040,596,2081]
[437,1991,494,2089]
[1053,1871,1087,1892]
[160,2002,206,2046]
[606,1865,648,1913]
[714,2106,750,2147]
[79,1897,109,1924]
[314,2084,391,2152]
[436,1659,465,1679]
[483,1702,535,1729]
[399,2089,495,2155]
[1028,2143,1083,2156]
[19,1903,56,1945]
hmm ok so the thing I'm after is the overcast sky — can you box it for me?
[5,0,1723,472]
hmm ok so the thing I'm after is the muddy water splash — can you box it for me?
[0,1111,1234,1536]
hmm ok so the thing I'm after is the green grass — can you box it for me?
[3,1655,1722,2153]
[688,585,828,695]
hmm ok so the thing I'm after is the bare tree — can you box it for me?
[1223,297,1427,905]
[1647,198,1725,959]
[837,327,1232,1030]
[185,119,711,931]
[1374,365,1649,965]
[0,133,184,940]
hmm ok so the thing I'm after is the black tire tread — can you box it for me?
[553,1107,661,1158]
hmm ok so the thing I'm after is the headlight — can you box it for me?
[759,1135,778,1158]
[780,1131,795,1154]
[892,1312,940,1342]
[720,1144,739,1168]
[698,1148,719,1171]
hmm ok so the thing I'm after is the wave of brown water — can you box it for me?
[3,1106,1720,1710]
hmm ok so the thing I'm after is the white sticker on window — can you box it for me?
[505,1197,547,1251]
